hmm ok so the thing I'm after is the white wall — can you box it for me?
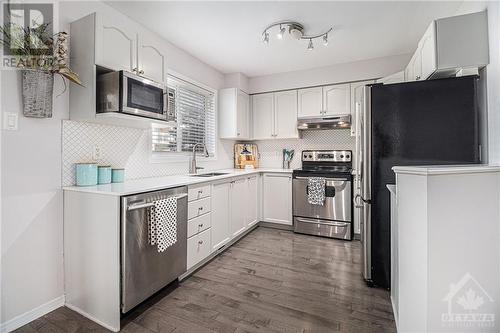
[454,2,500,164]
[1,0,227,329]
[248,53,410,94]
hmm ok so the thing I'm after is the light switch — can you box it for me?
[3,112,18,131]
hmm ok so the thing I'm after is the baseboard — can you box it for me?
[65,303,119,332]
[259,221,293,231]
[0,295,65,333]
[390,296,399,332]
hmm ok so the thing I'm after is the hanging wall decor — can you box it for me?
[0,23,83,118]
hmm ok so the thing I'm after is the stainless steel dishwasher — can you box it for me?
[121,186,187,313]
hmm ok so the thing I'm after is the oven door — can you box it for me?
[122,71,167,121]
[293,176,352,222]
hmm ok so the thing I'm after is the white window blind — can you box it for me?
[152,76,216,156]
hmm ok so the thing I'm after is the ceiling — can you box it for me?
[106,1,464,77]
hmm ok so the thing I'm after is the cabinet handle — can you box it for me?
[198,240,204,245]
[198,223,204,228]
[198,206,203,211]
[132,67,138,73]
[198,190,203,194]
[139,69,144,75]
[416,75,420,80]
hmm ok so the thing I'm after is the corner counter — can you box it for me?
[392,165,500,333]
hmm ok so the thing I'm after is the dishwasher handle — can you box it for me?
[127,193,188,211]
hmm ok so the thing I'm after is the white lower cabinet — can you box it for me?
[211,181,231,251]
[187,212,211,238]
[230,178,248,237]
[187,228,211,269]
[246,176,259,227]
[262,173,293,225]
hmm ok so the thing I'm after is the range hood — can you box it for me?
[297,115,351,130]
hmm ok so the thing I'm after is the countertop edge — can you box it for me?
[392,165,500,176]
[63,169,293,196]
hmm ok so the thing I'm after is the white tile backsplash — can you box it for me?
[62,120,354,186]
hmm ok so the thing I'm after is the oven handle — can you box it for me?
[294,176,350,182]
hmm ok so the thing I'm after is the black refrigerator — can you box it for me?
[360,75,482,289]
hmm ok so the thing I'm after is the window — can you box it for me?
[152,75,216,157]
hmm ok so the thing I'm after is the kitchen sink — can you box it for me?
[191,172,229,177]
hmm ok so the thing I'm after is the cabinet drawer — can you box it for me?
[187,212,211,238]
[188,197,211,220]
[188,184,211,202]
[187,228,211,269]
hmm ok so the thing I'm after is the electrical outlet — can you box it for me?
[3,112,18,131]
[92,145,101,161]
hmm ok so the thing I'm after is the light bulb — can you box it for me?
[277,25,286,39]
[323,34,328,46]
[262,31,269,44]
[307,39,314,51]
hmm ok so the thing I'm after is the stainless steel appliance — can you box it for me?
[292,150,353,240]
[297,114,351,130]
[121,186,187,313]
[97,70,174,121]
[358,76,481,288]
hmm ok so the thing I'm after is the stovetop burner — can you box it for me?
[293,150,353,178]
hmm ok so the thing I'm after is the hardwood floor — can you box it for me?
[14,227,396,333]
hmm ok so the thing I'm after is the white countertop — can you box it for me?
[63,168,293,196]
[392,164,500,175]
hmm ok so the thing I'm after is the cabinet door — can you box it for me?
[419,22,437,80]
[298,87,322,118]
[262,174,292,225]
[95,14,137,72]
[323,83,351,116]
[413,50,422,81]
[230,178,248,237]
[246,176,259,227]
[137,33,167,84]
[236,90,250,139]
[252,93,275,140]
[274,90,298,139]
[405,56,415,82]
[350,80,373,137]
[211,181,231,251]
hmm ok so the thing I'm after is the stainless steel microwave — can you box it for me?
[97,71,173,121]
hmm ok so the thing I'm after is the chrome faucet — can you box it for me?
[189,143,209,174]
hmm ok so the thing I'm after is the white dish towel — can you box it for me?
[148,197,178,252]
[308,177,326,206]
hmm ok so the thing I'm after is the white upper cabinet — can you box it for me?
[274,90,298,139]
[297,87,322,118]
[262,173,292,225]
[137,32,167,84]
[252,91,298,140]
[404,11,488,81]
[350,80,374,137]
[219,88,250,139]
[95,13,137,72]
[252,93,275,140]
[419,22,436,81]
[323,83,351,116]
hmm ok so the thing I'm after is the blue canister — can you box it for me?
[98,165,112,184]
[111,168,125,183]
[76,163,98,186]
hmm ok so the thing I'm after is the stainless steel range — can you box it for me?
[292,150,353,240]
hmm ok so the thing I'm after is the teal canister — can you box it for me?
[98,165,112,184]
[111,168,125,183]
[75,163,98,186]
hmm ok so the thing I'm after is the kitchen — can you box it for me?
[1,1,500,333]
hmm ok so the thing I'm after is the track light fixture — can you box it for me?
[307,39,314,51]
[261,21,332,51]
